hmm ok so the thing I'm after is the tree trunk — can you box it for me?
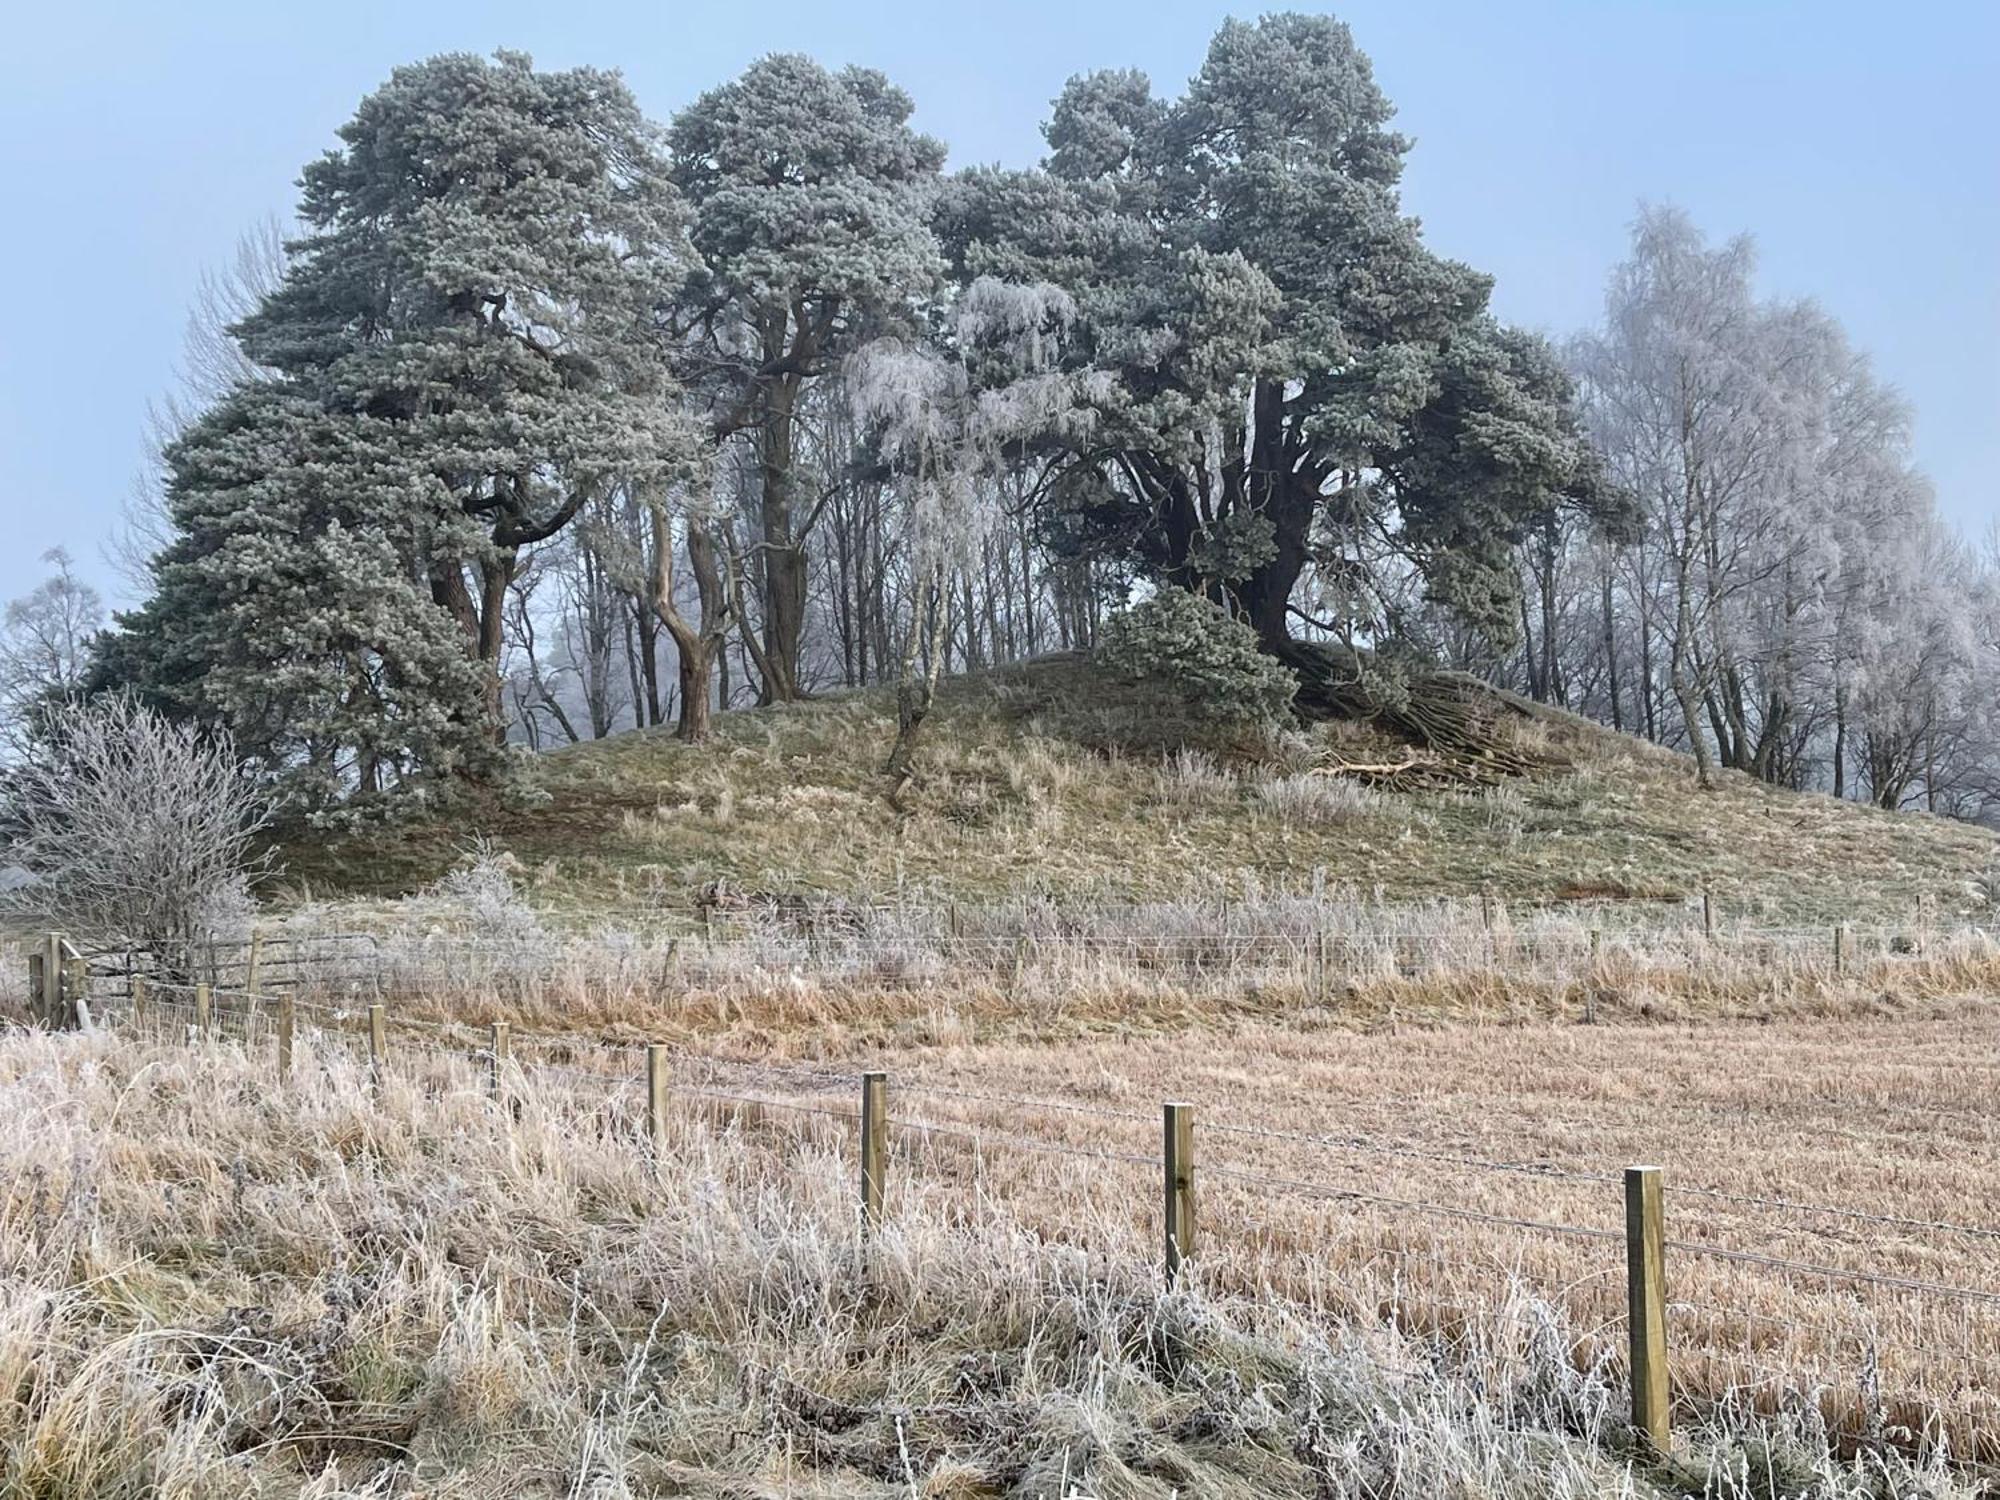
[756,371,807,703]
[1832,684,1847,799]
[674,637,715,742]
[646,505,728,744]
[1601,564,1623,733]
[1670,586,1715,788]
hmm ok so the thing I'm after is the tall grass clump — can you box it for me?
[1253,770,1380,827]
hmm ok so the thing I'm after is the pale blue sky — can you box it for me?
[2,0,1994,606]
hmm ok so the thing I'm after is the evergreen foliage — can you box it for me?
[73,21,1991,823]
[939,15,1625,652]
[1097,590,1300,734]
[99,52,694,803]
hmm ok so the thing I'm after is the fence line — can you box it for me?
[111,978,2000,1258]
[66,910,2000,1012]
[21,927,2000,1466]
[34,975,1996,1467]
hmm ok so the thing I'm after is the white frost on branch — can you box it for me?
[848,277,1100,572]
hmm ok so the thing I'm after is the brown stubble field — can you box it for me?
[668,1007,2000,1452]
[237,938,2000,1459]
[197,912,2000,1453]
[11,971,2000,1494]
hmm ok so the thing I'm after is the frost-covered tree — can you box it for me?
[1,695,272,972]
[938,16,1618,681]
[849,279,1097,790]
[99,384,495,801]
[101,52,698,797]
[0,550,104,754]
[116,220,290,593]
[1569,206,1940,791]
[668,56,945,705]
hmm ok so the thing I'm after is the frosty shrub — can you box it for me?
[1096,590,1298,734]
[0,695,272,965]
[424,838,543,943]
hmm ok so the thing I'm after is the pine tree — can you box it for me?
[101,52,698,799]
[939,16,1619,663]
[667,55,945,704]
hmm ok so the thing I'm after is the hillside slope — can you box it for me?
[284,656,1998,926]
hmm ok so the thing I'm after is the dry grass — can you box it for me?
[222,887,2000,1052]
[0,1018,1988,1498]
[30,656,2000,1493]
[68,888,2000,1472]
[275,657,2000,927]
[99,880,1996,1483]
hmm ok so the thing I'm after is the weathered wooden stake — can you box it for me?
[1701,889,1715,940]
[276,991,295,1077]
[194,982,213,1039]
[859,1072,888,1234]
[63,949,90,1031]
[42,933,62,1027]
[1833,924,1847,976]
[246,927,264,993]
[367,1003,386,1093]
[646,1044,669,1161]
[1163,1102,1195,1288]
[1624,1165,1670,1452]
[33,932,82,1030]
[488,1021,510,1102]
[26,950,45,1029]
[131,973,148,1029]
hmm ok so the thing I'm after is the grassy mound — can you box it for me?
[280,655,1997,927]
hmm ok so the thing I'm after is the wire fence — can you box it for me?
[60,909,2000,1024]
[61,975,2000,1470]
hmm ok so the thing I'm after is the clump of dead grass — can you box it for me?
[1252,771,1381,827]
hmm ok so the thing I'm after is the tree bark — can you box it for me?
[646,504,729,743]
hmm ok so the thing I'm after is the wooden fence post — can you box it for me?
[42,933,61,1027]
[1624,1165,1670,1451]
[245,928,264,993]
[276,991,294,1077]
[1833,924,1847,976]
[62,944,90,1031]
[488,1021,510,1103]
[1701,889,1715,940]
[367,1003,386,1094]
[194,982,213,1039]
[1163,1102,1195,1288]
[860,1072,888,1234]
[131,973,148,1030]
[27,948,46,1029]
[646,1044,669,1161]
[33,932,84,1030]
